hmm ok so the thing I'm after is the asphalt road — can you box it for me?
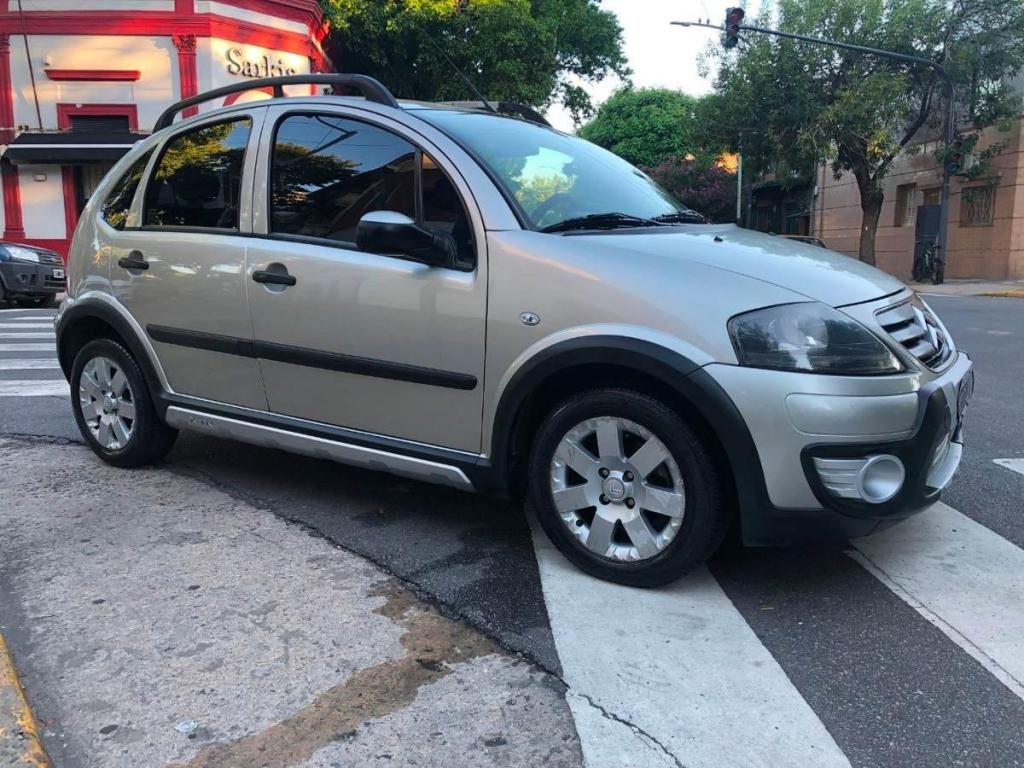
[1,294,1022,768]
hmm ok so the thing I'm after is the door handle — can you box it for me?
[252,268,297,287]
[117,251,149,271]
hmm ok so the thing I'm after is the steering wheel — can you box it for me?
[532,193,584,228]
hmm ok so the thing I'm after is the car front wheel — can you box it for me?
[528,388,727,587]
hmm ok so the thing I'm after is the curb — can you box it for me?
[0,632,50,767]
[978,291,1024,299]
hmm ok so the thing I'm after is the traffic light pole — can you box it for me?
[674,20,957,274]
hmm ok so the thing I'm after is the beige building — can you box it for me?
[814,114,1024,280]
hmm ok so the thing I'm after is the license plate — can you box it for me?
[52,268,65,279]
[956,368,974,428]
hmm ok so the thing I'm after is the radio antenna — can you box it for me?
[418,29,497,114]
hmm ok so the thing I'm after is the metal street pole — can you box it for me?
[674,20,956,277]
[736,150,743,224]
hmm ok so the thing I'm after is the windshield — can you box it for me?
[416,110,702,231]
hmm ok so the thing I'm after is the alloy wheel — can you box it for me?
[549,416,686,562]
[78,356,136,450]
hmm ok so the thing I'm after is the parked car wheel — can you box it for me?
[71,339,177,468]
[16,295,57,309]
[528,388,727,587]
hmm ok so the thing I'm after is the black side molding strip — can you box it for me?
[148,325,255,357]
[146,325,477,391]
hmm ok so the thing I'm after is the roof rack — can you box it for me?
[436,101,551,127]
[154,74,399,131]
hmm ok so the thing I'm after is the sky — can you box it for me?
[545,0,763,133]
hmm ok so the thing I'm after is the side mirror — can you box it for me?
[356,211,456,268]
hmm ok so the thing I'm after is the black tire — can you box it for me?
[528,388,727,587]
[70,338,178,468]
[16,294,57,309]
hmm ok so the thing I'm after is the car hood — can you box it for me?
[569,224,905,307]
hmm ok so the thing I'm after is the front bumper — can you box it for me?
[704,351,973,545]
[0,260,66,297]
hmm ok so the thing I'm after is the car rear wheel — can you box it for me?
[528,388,727,587]
[71,338,177,467]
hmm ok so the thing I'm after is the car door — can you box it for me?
[245,106,487,452]
[111,110,267,410]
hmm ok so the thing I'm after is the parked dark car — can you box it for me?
[0,242,66,308]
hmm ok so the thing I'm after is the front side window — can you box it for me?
[271,114,417,243]
[144,118,252,230]
[102,150,152,231]
[417,110,702,231]
[270,113,474,265]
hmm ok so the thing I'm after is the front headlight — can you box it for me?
[728,302,903,375]
[2,245,42,264]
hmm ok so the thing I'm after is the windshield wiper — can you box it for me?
[652,210,708,224]
[541,212,666,234]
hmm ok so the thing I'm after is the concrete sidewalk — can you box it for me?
[0,438,582,767]
[914,278,1024,297]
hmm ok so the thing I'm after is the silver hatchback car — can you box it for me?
[55,75,974,586]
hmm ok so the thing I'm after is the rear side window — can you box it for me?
[144,118,252,230]
[271,114,417,243]
[101,150,152,230]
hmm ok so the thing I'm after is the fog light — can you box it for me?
[857,455,905,504]
[813,454,905,504]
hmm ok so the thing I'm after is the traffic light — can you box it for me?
[947,136,965,176]
[724,7,745,49]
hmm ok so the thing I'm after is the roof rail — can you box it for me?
[436,101,551,127]
[153,74,400,132]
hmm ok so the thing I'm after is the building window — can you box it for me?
[70,114,131,133]
[960,184,996,227]
[922,187,941,207]
[893,183,916,227]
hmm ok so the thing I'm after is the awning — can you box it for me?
[2,131,148,165]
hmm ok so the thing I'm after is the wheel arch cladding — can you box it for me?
[57,302,162,403]
[490,336,770,525]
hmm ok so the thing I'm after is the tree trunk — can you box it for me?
[858,190,884,267]
[851,163,884,267]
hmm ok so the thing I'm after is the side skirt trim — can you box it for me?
[164,406,476,491]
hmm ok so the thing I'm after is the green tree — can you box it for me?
[577,88,708,168]
[644,157,736,223]
[320,0,629,122]
[702,0,1024,265]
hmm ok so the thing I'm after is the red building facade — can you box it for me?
[0,0,329,260]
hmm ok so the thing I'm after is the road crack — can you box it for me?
[569,691,686,768]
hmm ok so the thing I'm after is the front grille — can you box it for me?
[877,296,953,370]
[36,251,62,266]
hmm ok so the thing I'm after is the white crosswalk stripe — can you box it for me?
[0,343,56,352]
[0,359,61,370]
[532,527,851,768]
[851,502,1024,700]
[0,310,65,397]
[994,458,1024,477]
[0,380,68,397]
[534,497,1024,766]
